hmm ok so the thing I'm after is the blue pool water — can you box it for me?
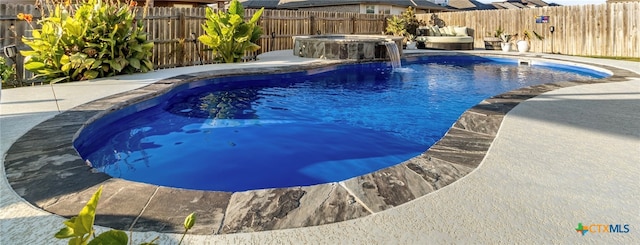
[74,56,607,192]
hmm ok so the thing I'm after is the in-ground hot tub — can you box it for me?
[293,35,403,60]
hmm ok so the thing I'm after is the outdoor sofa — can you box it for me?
[415,26,474,50]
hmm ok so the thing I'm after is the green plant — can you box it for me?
[489,26,504,38]
[385,7,424,42]
[0,56,16,85]
[499,33,514,43]
[20,0,153,83]
[198,0,264,63]
[55,186,197,245]
[517,29,544,43]
[385,15,406,37]
[401,7,422,37]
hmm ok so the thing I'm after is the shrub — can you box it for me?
[401,7,422,37]
[20,0,153,83]
[0,56,16,85]
[386,7,424,42]
[198,0,264,63]
[385,16,407,38]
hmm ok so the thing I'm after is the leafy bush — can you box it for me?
[386,7,424,42]
[20,0,153,83]
[198,0,264,63]
[401,7,422,37]
[385,16,407,38]
[0,56,16,85]
[55,186,197,245]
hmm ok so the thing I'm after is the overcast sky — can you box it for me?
[476,0,607,5]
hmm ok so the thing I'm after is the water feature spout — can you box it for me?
[383,41,401,69]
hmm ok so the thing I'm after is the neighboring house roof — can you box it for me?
[447,0,496,10]
[522,0,549,7]
[509,2,527,8]
[146,0,222,4]
[491,0,549,9]
[240,0,447,10]
[239,0,281,8]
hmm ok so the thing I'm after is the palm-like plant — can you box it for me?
[517,30,544,44]
[198,0,264,63]
[385,15,407,38]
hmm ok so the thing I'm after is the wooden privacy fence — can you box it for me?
[252,9,387,52]
[415,2,639,57]
[0,4,388,80]
[142,8,387,68]
[1,2,638,81]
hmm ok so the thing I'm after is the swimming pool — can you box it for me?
[74,55,608,192]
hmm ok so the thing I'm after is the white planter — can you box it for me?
[501,42,512,52]
[406,41,417,50]
[517,40,529,53]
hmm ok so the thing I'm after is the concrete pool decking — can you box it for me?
[1,50,639,244]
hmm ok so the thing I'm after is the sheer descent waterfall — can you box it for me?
[383,41,401,69]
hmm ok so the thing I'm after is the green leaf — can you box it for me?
[142,60,153,70]
[91,60,102,69]
[54,227,75,239]
[228,0,244,18]
[183,213,196,230]
[20,50,39,57]
[117,57,128,70]
[75,186,103,235]
[50,76,70,84]
[83,58,96,69]
[229,15,242,26]
[61,55,70,64]
[250,26,263,43]
[249,8,264,24]
[87,230,128,245]
[107,60,122,73]
[141,42,154,50]
[25,62,46,71]
[130,44,143,53]
[128,58,140,70]
[61,63,72,73]
[136,33,147,42]
[83,70,99,80]
[69,237,83,245]
[244,43,261,52]
[198,35,220,47]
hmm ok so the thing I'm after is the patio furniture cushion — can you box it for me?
[454,26,469,37]
[415,26,474,50]
[430,26,442,36]
[416,36,473,43]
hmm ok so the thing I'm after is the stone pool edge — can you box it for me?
[3,54,637,235]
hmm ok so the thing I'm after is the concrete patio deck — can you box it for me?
[1,50,638,244]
